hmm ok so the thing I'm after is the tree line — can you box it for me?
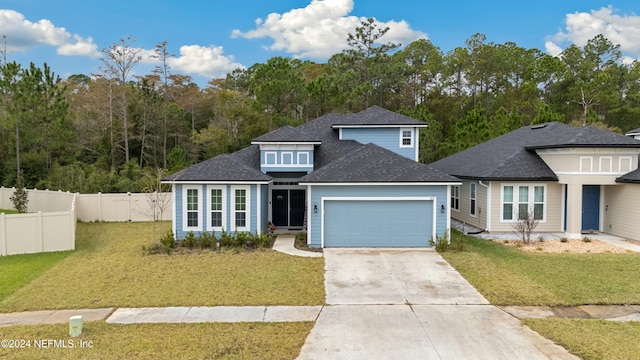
[1,19,639,193]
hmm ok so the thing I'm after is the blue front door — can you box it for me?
[582,185,600,231]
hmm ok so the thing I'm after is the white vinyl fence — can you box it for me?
[0,187,172,256]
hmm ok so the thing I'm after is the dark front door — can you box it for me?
[272,190,289,227]
[289,190,305,227]
[272,189,306,228]
[582,185,600,231]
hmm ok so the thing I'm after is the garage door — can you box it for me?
[323,199,433,247]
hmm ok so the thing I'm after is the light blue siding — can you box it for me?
[324,200,432,247]
[341,128,416,160]
[174,184,261,240]
[260,150,314,173]
[308,185,449,248]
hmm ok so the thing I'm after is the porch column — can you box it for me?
[565,183,582,239]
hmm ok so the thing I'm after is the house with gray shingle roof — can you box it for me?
[430,122,640,241]
[164,106,461,247]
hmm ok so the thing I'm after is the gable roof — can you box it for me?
[251,125,321,143]
[163,152,272,182]
[331,105,428,128]
[627,128,640,135]
[617,168,640,184]
[430,122,640,181]
[299,143,459,183]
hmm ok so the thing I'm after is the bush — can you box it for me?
[182,231,197,248]
[560,237,568,243]
[200,232,215,249]
[582,236,592,243]
[160,230,175,249]
[430,230,460,252]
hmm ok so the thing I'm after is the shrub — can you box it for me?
[142,242,170,255]
[160,230,175,249]
[200,232,215,249]
[560,237,568,243]
[219,228,234,247]
[430,230,459,252]
[182,231,197,249]
[582,236,592,243]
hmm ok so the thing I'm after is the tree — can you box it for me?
[511,208,539,244]
[10,169,28,213]
[99,36,142,164]
[342,17,400,109]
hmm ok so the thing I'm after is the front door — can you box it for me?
[582,185,600,231]
[272,189,305,228]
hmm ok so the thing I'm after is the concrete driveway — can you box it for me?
[297,249,578,360]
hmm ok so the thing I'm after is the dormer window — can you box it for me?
[400,128,413,147]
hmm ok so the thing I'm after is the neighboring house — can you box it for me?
[163,106,461,248]
[626,128,640,140]
[430,122,640,240]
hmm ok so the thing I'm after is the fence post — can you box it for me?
[98,192,102,222]
[38,211,44,252]
[0,213,6,256]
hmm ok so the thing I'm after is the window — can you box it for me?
[265,152,277,165]
[470,182,476,216]
[503,186,513,220]
[400,128,413,147]
[501,184,545,222]
[210,188,223,228]
[183,186,201,230]
[232,186,250,231]
[281,152,293,165]
[298,152,309,165]
[451,186,460,211]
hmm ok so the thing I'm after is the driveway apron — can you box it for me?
[297,249,578,360]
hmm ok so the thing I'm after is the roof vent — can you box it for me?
[531,124,547,130]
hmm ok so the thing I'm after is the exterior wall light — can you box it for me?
[441,204,445,213]
[313,204,318,213]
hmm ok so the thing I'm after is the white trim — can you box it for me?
[536,148,640,155]
[306,185,312,245]
[469,182,477,218]
[619,156,632,172]
[415,128,420,161]
[338,128,343,140]
[182,185,202,232]
[555,171,630,176]
[281,152,294,165]
[251,141,321,146]
[599,156,612,172]
[446,185,451,242]
[580,156,593,172]
[561,184,566,232]
[332,124,429,129]
[231,185,251,232]
[298,182,462,186]
[171,184,176,238]
[256,184,261,233]
[265,151,277,165]
[262,164,314,168]
[297,151,310,165]
[399,127,414,148]
[206,185,226,232]
[164,181,270,185]
[499,183,547,223]
[320,196,436,248]
[479,180,491,231]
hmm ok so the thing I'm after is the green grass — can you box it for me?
[0,222,325,311]
[440,232,640,306]
[0,251,71,303]
[523,318,640,360]
[0,209,19,214]
[0,321,313,359]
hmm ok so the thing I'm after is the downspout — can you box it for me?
[478,180,490,232]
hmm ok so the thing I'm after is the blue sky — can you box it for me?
[1,0,639,87]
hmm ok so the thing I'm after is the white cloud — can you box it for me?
[0,9,98,57]
[546,6,640,59]
[544,41,563,57]
[168,45,244,80]
[57,35,99,57]
[231,0,426,59]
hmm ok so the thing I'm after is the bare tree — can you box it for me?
[140,168,172,241]
[99,36,141,164]
[511,208,539,244]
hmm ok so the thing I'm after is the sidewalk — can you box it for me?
[272,234,323,257]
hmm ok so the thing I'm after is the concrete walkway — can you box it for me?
[272,234,323,257]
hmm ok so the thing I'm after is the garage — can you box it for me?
[322,198,434,247]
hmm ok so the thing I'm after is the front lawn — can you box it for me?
[0,321,313,359]
[0,222,325,312]
[523,318,640,360]
[440,233,640,306]
[0,251,71,303]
